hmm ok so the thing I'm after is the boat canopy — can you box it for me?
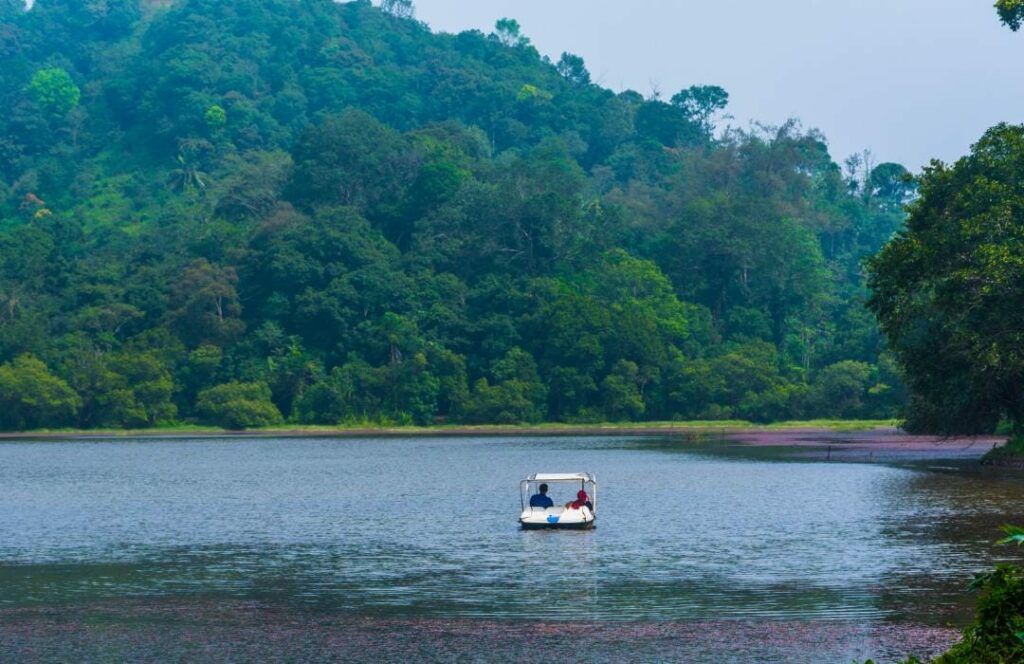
[520,472,598,521]
[526,472,595,482]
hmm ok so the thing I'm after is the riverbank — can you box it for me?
[0,419,900,439]
[980,438,1024,468]
[723,427,1005,463]
[1,420,1009,465]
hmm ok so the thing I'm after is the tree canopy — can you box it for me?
[868,124,1024,435]
[997,0,1024,30]
[0,0,911,430]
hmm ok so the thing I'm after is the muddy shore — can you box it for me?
[721,428,1006,462]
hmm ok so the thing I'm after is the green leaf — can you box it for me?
[997,525,1024,546]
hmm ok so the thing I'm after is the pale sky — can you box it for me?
[411,0,1024,171]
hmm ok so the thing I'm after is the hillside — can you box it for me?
[0,0,913,429]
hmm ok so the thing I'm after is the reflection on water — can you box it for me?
[0,435,1022,626]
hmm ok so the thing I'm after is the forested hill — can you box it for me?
[0,0,914,430]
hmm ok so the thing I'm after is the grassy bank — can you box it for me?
[0,419,901,439]
[981,433,1024,467]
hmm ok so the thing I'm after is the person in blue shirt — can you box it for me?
[529,483,554,509]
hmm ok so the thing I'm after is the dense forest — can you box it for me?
[0,0,916,430]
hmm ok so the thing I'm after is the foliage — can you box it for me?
[931,526,1024,663]
[671,85,729,135]
[63,349,177,428]
[204,104,227,130]
[27,67,80,117]
[809,361,872,419]
[556,53,590,86]
[868,124,1024,435]
[0,354,80,430]
[997,525,1024,547]
[463,348,547,424]
[997,0,1024,30]
[196,381,283,430]
[0,0,911,430]
[493,18,530,48]
[601,360,645,421]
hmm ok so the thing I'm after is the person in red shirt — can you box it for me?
[565,490,593,511]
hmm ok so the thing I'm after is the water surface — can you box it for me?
[1,435,1021,661]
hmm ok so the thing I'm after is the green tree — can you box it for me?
[996,0,1024,30]
[204,104,227,131]
[288,110,413,220]
[867,162,914,209]
[425,345,469,420]
[106,352,177,426]
[493,18,530,48]
[177,344,223,413]
[556,52,590,86]
[670,85,729,136]
[28,67,81,118]
[868,124,1024,435]
[634,99,701,146]
[196,381,284,429]
[388,352,440,425]
[169,259,245,347]
[809,361,871,418]
[601,359,645,421]
[0,354,80,430]
[462,348,547,423]
[61,346,176,428]
[462,378,539,424]
[212,150,292,220]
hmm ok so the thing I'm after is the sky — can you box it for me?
[410,0,1024,171]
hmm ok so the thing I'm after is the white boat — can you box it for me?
[519,472,596,530]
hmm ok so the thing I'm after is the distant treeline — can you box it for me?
[0,0,912,429]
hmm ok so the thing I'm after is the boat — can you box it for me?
[519,472,596,530]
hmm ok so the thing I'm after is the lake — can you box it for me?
[1,434,1021,662]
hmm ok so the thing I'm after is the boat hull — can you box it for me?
[521,520,595,530]
[518,506,595,530]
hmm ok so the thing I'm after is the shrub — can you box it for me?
[196,381,283,430]
[910,526,1024,663]
[936,562,1024,662]
[0,355,80,430]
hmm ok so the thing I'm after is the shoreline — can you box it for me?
[0,419,903,440]
[0,421,1010,460]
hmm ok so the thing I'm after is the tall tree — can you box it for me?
[868,124,1024,435]
[492,18,530,48]
[670,85,729,136]
[556,52,591,86]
